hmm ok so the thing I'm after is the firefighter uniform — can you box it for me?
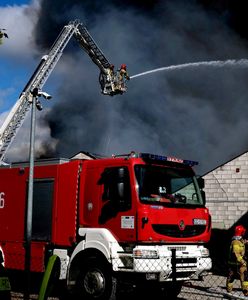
[226,225,248,296]
[117,64,130,90]
[0,252,11,300]
[119,64,130,82]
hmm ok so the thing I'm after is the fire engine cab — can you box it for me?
[0,151,211,299]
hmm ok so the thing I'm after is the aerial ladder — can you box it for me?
[0,19,127,163]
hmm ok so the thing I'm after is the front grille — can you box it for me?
[152,224,206,238]
[168,246,187,251]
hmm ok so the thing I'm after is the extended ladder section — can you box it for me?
[75,23,111,73]
[0,20,126,163]
[74,24,128,96]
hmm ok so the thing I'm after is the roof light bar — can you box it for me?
[111,151,198,166]
[132,152,198,167]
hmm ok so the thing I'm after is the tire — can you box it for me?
[161,282,183,299]
[75,256,117,300]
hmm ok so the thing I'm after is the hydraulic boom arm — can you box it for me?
[0,20,127,162]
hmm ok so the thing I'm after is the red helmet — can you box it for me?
[121,64,126,70]
[110,64,114,69]
[235,225,246,236]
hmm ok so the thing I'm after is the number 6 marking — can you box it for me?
[0,192,5,208]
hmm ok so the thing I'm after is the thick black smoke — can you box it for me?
[33,0,248,174]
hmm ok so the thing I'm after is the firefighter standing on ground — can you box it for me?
[226,225,248,296]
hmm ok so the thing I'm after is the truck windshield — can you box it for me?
[134,165,204,206]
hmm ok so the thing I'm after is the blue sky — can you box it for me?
[1,0,30,5]
[0,0,62,112]
[0,0,35,112]
[0,0,58,161]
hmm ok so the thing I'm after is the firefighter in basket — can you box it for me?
[226,225,248,296]
[117,64,130,91]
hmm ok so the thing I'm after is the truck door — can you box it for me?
[98,166,136,242]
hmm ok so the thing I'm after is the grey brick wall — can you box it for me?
[203,152,248,229]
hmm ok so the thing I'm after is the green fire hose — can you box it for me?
[38,255,60,300]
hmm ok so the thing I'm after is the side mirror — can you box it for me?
[118,167,125,180]
[117,182,125,200]
[197,177,206,205]
[197,177,205,189]
[116,168,131,211]
[201,190,206,205]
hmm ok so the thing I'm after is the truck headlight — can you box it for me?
[133,249,159,259]
[200,248,209,257]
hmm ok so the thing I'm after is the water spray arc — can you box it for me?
[130,59,248,79]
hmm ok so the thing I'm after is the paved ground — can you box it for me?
[10,275,246,300]
[178,274,245,300]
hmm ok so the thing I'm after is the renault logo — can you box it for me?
[179,220,185,231]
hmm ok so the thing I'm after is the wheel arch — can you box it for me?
[67,248,111,290]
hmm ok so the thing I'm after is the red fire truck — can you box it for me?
[0,151,211,299]
[0,20,211,299]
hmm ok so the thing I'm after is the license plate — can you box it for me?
[146,273,157,280]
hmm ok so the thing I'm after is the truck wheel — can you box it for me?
[161,282,183,299]
[75,257,117,300]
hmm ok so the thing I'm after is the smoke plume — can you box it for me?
[31,0,248,174]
